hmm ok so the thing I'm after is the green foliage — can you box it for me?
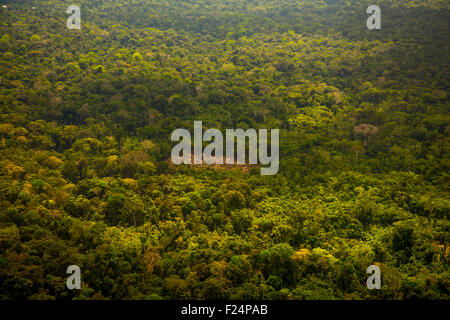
[0,0,448,300]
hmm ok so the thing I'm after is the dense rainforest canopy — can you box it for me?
[0,0,449,299]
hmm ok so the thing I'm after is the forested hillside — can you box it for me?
[0,0,448,299]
